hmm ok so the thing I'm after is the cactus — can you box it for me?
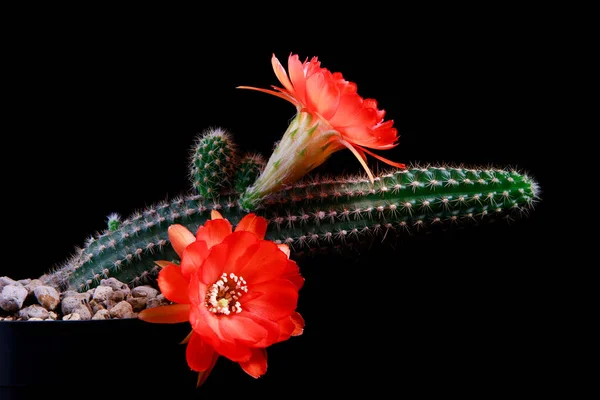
[189,127,237,197]
[40,164,539,293]
[233,153,265,194]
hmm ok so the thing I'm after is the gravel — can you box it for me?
[0,275,171,321]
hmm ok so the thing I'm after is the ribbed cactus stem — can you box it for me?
[41,195,245,292]
[189,127,237,196]
[260,165,539,250]
[41,165,539,292]
[233,153,265,194]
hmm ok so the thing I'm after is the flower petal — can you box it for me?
[234,241,288,285]
[272,53,294,95]
[242,279,299,321]
[168,224,196,258]
[282,259,304,290]
[213,340,253,362]
[154,260,173,269]
[289,311,305,336]
[337,124,374,145]
[180,240,210,280]
[277,244,290,258]
[239,348,268,379]
[157,264,190,304]
[355,144,407,169]
[276,318,295,342]
[237,85,298,105]
[218,315,269,345]
[197,242,229,285]
[195,218,232,249]
[211,210,223,220]
[138,304,190,324]
[187,268,207,313]
[189,303,253,362]
[180,330,193,345]
[196,352,219,388]
[306,71,340,120]
[288,54,307,104]
[221,231,261,267]
[276,311,305,342]
[189,300,219,345]
[337,139,375,183]
[186,332,217,372]
[329,94,377,128]
[240,311,281,347]
[234,213,267,239]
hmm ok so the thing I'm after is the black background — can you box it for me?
[1,8,560,398]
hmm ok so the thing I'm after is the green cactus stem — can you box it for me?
[189,127,237,197]
[40,165,539,293]
[233,153,266,194]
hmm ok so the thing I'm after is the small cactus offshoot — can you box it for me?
[189,127,237,197]
[233,153,265,194]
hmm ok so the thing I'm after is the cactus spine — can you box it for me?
[41,164,539,293]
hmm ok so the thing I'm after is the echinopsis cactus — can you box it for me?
[39,128,540,293]
[189,127,238,197]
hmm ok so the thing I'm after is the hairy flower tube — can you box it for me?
[238,53,406,209]
[138,211,304,387]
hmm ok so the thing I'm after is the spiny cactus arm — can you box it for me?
[256,165,539,250]
[189,127,238,197]
[233,153,265,194]
[261,165,538,212]
[44,165,539,292]
[41,195,247,292]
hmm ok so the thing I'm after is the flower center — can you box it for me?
[205,272,248,315]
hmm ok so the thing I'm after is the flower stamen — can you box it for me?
[205,272,248,315]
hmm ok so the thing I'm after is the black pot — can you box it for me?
[0,320,195,398]
[0,317,333,399]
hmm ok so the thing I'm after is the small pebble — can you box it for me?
[0,277,20,291]
[24,279,43,296]
[89,299,106,314]
[19,304,50,320]
[92,309,111,320]
[127,297,147,312]
[109,301,136,319]
[72,305,92,320]
[63,313,81,320]
[147,294,170,309]
[131,286,158,299]
[34,285,60,310]
[0,285,28,313]
[61,297,83,316]
[100,278,131,297]
[92,286,113,303]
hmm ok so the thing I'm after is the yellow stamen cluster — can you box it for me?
[205,272,248,315]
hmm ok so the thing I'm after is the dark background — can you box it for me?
[1,9,560,398]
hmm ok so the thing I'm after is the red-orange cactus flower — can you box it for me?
[238,53,406,209]
[138,211,304,387]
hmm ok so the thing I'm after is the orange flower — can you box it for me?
[138,211,304,387]
[238,53,406,209]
